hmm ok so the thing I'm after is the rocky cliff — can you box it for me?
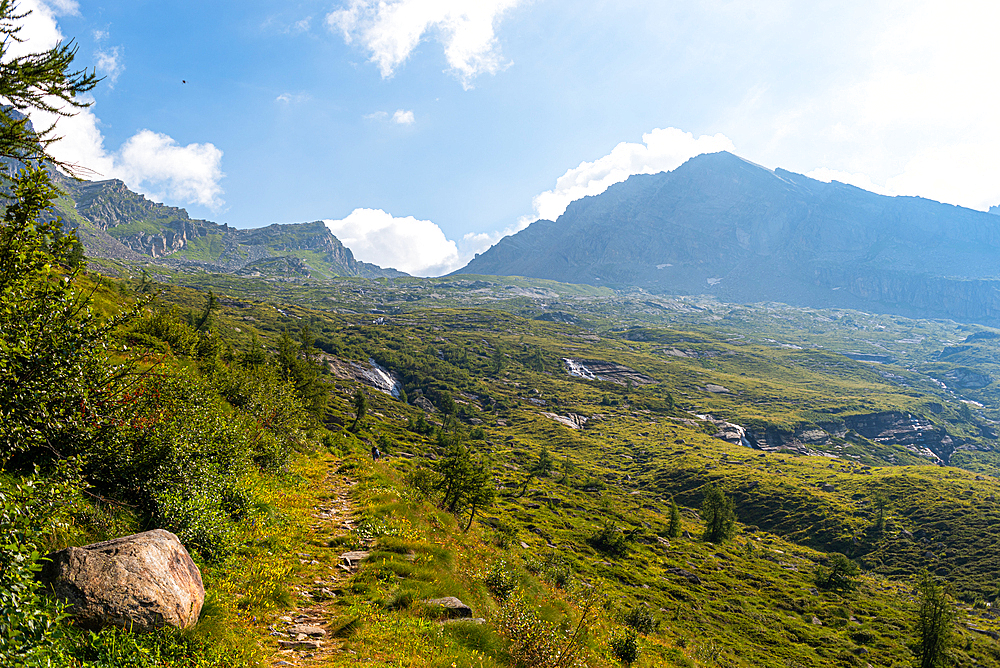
[51,174,405,279]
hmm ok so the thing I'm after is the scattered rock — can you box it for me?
[412,395,436,412]
[39,529,204,632]
[968,625,1000,640]
[811,616,823,625]
[425,597,473,619]
[278,640,323,651]
[341,551,370,568]
[666,567,701,585]
[287,624,326,637]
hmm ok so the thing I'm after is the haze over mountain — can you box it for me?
[458,151,1000,324]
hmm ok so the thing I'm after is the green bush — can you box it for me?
[83,372,273,560]
[815,553,860,592]
[0,471,75,667]
[483,557,520,601]
[621,606,659,635]
[608,628,640,666]
[587,521,629,558]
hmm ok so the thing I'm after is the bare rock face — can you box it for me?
[39,529,204,632]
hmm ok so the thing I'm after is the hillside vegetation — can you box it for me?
[11,235,1000,666]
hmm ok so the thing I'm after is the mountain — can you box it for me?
[49,173,404,279]
[458,151,1000,323]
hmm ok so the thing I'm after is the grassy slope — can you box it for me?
[58,270,1000,667]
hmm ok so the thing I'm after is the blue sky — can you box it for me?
[18,0,1000,275]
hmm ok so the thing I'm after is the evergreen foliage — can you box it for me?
[350,387,367,433]
[667,498,682,539]
[916,571,955,668]
[700,485,736,543]
[432,441,495,531]
[815,552,860,592]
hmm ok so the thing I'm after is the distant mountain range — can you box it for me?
[458,151,1000,324]
[50,173,404,279]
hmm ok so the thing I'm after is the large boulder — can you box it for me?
[39,529,204,631]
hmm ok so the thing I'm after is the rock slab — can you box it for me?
[425,597,472,619]
[39,529,204,631]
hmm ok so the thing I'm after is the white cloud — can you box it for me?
[28,101,225,209]
[324,208,461,276]
[364,110,389,121]
[0,3,226,210]
[727,0,1000,212]
[529,127,736,222]
[3,0,76,60]
[276,92,310,104]
[95,46,124,87]
[116,130,224,209]
[327,0,521,88]
[392,109,414,125]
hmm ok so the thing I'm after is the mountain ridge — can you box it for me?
[49,172,406,279]
[457,151,1000,323]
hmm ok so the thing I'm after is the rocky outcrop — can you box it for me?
[321,356,404,398]
[39,529,204,631]
[563,358,656,386]
[710,411,964,464]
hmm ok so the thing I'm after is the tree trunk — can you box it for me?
[464,502,477,532]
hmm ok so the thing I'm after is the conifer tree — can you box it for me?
[700,485,736,543]
[667,498,682,539]
[916,571,954,668]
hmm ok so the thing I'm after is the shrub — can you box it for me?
[622,606,659,635]
[0,472,74,667]
[494,595,590,668]
[815,553,860,592]
[484,557,520,601]
[587,521,629,558]
[609,629,640,666]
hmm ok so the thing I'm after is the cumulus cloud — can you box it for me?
[363,110,388,121]
[115,130,224,208]
[324,208,461,276]
[392,109,414,125]
[3,0,76,60]
[26,101,225,209]
[95,46,124,87]
[327,0,521,88]
[529,127,736,222]
[0,2,225,209]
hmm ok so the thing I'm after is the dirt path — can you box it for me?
[268,460,364,667]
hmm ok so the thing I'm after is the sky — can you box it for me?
[13,0,1000,276]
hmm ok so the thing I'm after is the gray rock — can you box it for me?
[341,551,370,568]
[287,624,326,637]
[278,640,323,650]
[666,567,701,585]
[39,529,204,631]
[425,596,473,618]
[968,624,1000,640]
